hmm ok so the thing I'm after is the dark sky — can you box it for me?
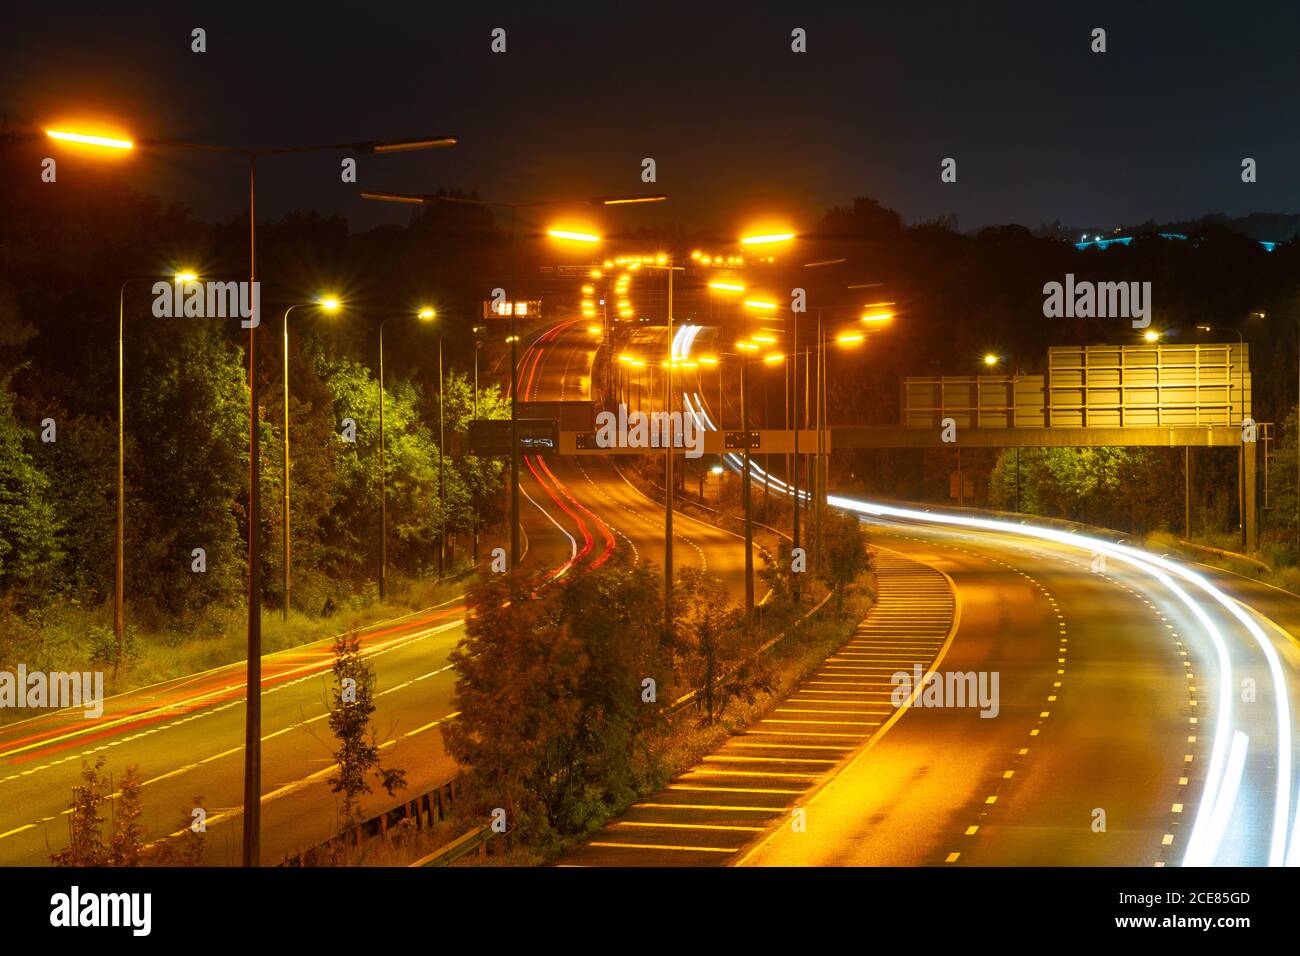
[3,1,1298,235]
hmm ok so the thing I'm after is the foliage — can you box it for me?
[444,565,670,843]
[817,510,872,611]
[327,629,407,829]
[673,567,745,723]
[0,375,61,607]
[988,445,1185,535]
[50,757,144,867]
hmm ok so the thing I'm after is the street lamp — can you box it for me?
[1197,323,1247,545]
[111,270,201,672]
[281,296,340,620]
[360,189,666,578]
[633,253,685,618]
[377,307,437,599]
[46,122,456,868]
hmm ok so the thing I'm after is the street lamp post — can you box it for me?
[46,125,457,868]
[113,272,204,671]
[377,308,437,599]
[438,332,446,576]
[361,190,666,578]
[281,297,340,620]
[635,255,683,618]
[1198,324,1247,546]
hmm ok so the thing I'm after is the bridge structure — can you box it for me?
[476,343,1266,550]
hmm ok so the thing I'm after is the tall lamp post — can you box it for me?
[46,125,456,867]
[437,330,446,576]
[281,296,341,620]
[378,307,437,599]
[701,345,766,626]
[983,352,1026,513]
[634,254,685,616]
[361,190,666,577]
[112,270,205,671]
[1197,323,1247,545]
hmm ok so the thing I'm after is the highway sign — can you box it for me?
[724,430,760,450]
[469,418,558,455]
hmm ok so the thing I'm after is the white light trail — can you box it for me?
[823,495,1291,867]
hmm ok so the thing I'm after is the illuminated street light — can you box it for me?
[1143,329,1162,343]
[41,121,459,867]
[984,353,1001,366]
[744,300,777,311]
[113,268,206,679]
[709,282,746,292]
[837,331,866,346]
[282,296,343,620]
[379,306,439,600]
[45,128,133,150]
[741,232,796,245]
[548,229,601,243]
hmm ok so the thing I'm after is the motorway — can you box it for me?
[5,310,1299,867]
[0,313,757,866]
[731,509,1300,866]
[560,548,955,866]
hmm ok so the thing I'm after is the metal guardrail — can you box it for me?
[1176,539,1271,572]
[410,822,498,867]
[281,775,471,867]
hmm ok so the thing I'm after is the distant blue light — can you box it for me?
[1073,231,1275,252]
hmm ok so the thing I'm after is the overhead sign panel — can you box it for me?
[903,343,1250,430]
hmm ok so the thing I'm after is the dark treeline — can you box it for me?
[746,198,1300,550]
[7,154,1300,640]
[0,158,517,642]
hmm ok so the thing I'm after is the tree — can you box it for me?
[674,568,744,723]
[0,374,61,608]
[327,629,407,831]
[818,510,872,612]
[444,565,670,841]
[50,757,144,867]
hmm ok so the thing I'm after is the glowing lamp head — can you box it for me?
[1143,329,1161,343]
[174,271,199,283]
[983,353,1000,367]
[46,129,133,150]
[318,297,341,312]
[548,229,600,243]
[741,232,795,245]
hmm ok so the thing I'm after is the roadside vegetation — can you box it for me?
[440,503,873,862]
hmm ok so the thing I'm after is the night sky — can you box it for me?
[3,1,1299,235]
